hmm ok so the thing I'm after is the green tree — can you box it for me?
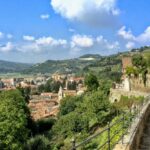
[44,79,52,92]
[17,87,31,103]
[79,91,113,127]
[51,81,62,93]
[146,54,150,68]
[132,54,147,69]
[38,84,45,93]
[53,112,89,137]
[67,81,77,90]
[59,96,82,116]
[0,90,29,149]
[84,73,99,91]
[24,135,51,150]
[126,66,139,77]
[132,54,148,85]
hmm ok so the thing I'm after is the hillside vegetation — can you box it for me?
[22,54,122,76]
[0,60,32,73]
[1,47,150,76]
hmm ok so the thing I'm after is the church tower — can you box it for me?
[58,86,63,101]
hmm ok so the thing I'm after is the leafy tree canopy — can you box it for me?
[0,90,29,150]
[84,73,99,91]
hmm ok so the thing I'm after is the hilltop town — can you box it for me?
[0,73,85,120]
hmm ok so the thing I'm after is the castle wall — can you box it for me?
[109,89,148,103]
[130,74,150,92]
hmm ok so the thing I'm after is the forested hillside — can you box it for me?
[0,60,32,73]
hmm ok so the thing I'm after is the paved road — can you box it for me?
[139,115,150,150]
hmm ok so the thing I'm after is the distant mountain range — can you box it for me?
[0,60,32,73]
[0,47,150,75]
[22,54,102,74]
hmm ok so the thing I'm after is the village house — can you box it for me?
[52,73,67,81]
[27,73,85,120]
[2,78,16,88]
[28,92,59,120]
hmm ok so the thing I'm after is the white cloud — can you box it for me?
[70,34,120,56]
[36,36,67,46]
[0,42,14,52]
[0,33,121,61]
[0,32,4,39]
[137,26,150,43]
[23,35,35,41]
[40,14,50,20]
[71,35,94,48]
[69,28,75,33]
[20,35,119,56]
[51,0,120,27]
[0,32,13,39]
[96,36,120,51]
[36,37,54,45]
[7,34,13,39]
[126,42,135,49]
[118,26,135,40]
[118,26,150,49]
[17,43,40,53]
[17,36,68,53]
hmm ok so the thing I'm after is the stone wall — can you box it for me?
[114,97,150,150]
[129,103,150,150]
[130,74,150,92]
[109,89,148,103]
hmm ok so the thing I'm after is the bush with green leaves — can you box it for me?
[132,54,148,85]
[52,89,116,149]
[59,95,83,117]
[0,90,29,150]
[24,135,51,150]
[84,73,99,91]
[38,79,63,93]
[113,95,144,111]
[53,112,89,137]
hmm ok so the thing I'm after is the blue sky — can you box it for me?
[0,0,150,63]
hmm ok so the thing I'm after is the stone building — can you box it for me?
[29,93,59,120]
[58,86,77,101]
[109,56,149,103]
[129,74,150,92]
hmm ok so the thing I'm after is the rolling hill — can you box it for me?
[22,54,123,76]
[0,60,32,73]
[22,54,102,74]
[1,47,150,75]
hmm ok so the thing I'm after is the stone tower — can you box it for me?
[123,77,131,92]
[122,56,133,74]
[58,86,63,101]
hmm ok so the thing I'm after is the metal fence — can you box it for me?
[71,95,150,150]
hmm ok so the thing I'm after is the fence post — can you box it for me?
[108,122,111,150]
[71,138,76,150]
[129,108,132,128]
[122,113,125,145]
